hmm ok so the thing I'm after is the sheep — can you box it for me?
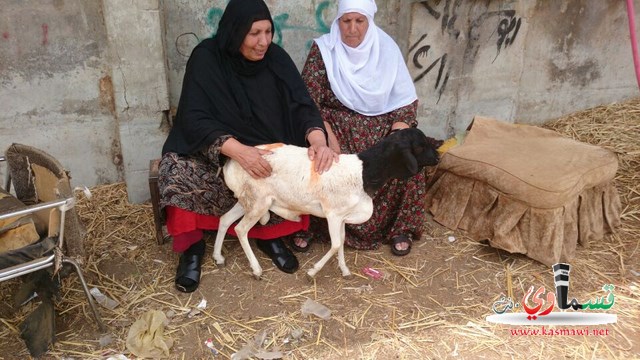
[212,128,440,280]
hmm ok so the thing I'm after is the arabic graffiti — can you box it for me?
[419,0,462,39]
[176,1,333,54]
[272,1,332,49]
[410,1,523,99]
[496,14,521,57]
[410,34,449,103]
[205,7,224,37]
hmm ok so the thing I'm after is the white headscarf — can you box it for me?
[314,0,417,116]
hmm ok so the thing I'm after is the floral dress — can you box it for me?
[301,42,427,250]
[159,136,236,217]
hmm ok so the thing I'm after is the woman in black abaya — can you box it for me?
[159,0,337,293]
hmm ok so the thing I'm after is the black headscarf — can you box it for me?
[162,0,325,155]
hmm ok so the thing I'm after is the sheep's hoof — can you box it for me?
[213,255,225,266]
[252,269,263,280]
[342,271,352,279]
[305,271,317,283]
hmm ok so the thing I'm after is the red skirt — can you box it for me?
[166,206,309,252]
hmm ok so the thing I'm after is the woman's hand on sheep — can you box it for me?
[238,147,274,179]
[307,129,339,173]
[221,138,272,179]
[308,144,339,174]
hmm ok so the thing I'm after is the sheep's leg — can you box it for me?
[212,202,244,266]
[307,216,345,280]
[234,212,266,280]
[258,212,270,225]
[233,195,274,279]
[337,221,351,277]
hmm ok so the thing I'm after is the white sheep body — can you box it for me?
[213,143,374,279]
[224,144,371,221]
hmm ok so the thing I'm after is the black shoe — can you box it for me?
[256,238,299,273]
[175,253,202,293]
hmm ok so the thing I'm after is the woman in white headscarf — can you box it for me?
[299,0,438,256]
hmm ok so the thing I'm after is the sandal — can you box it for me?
[175,253,202,293]
[256,238,299,273]
[288,231,313,253]
[391,235,412,256]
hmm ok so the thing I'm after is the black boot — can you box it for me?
[256,238,299,273]
[175,239,205,293]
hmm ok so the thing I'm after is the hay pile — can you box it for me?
[0,98,639,359]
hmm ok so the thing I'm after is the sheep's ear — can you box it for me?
[402,148,419,175]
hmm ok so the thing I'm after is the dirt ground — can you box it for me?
[1,100,639,359]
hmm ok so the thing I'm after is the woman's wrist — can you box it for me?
[389,122,410,135]
[306,128,328,147]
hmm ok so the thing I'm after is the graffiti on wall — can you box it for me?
[495,13,521,58]
[410,34,450,103]
[410,1,523,102]
[174,1,333,58]
[1,23,50,45]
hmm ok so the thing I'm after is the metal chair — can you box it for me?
[0,145,106,333]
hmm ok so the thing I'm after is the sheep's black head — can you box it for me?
[359,128,441,195]
[388,128,440,178]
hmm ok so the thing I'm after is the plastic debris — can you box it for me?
[447,236,456,243]
[362,267,383,280]
[231,344,254,360]
[89,287,119,310]
[204,338,219,355]
[197,298,207,309]
[231,330,283,360]
[301,298,331,320]
[99,333,114,347]
[283,328,304,344]
[126,310,173,358]
[187,298,207,318]
[73,185,92,199]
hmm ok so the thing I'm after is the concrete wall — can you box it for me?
[103,0,170,204]
[407,0,638,139]
[1,0,638,203]
[0,0,121,189]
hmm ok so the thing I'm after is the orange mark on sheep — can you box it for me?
[309,161,320,187]
[258,143,284,151]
